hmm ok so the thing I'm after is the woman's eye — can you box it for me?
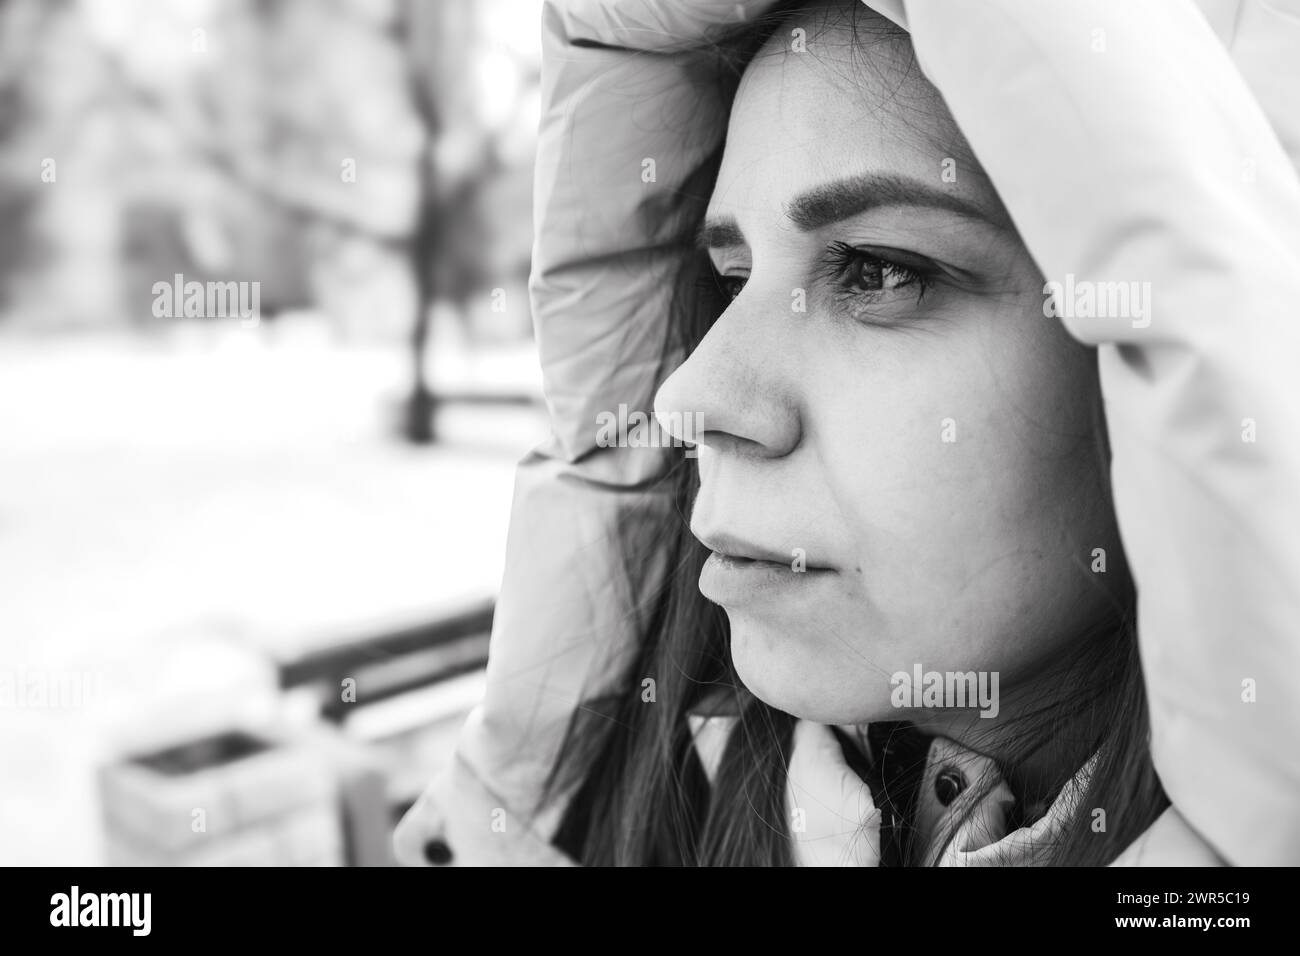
[696,268,747,314]
[717,274,747,302]
[703,245,931,316]
[826,241,925,296]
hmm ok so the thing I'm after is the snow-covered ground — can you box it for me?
[0,320,547,864]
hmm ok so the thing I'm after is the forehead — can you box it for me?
[710,4,988,223]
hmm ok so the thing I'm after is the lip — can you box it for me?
[696,535,836,605]
[695,532,803,567]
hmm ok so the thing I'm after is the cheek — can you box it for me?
[808,312,1111,673]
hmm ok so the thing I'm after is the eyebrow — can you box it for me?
[696,172,1005,249]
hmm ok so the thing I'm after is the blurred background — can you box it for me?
[0,0,548,865]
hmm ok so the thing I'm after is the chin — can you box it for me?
[728,615,886,725]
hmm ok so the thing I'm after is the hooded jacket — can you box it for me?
[395,0,1300,867]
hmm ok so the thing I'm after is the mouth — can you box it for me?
[696,532,832,569]
[706,551,796,572]
[695,531,836,606]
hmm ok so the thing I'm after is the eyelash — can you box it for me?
[821,241,929,303]
[706,242,931,312]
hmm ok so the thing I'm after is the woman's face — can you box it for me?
[654,4,1125,727]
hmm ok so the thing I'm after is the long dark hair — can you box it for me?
[543,0,1168,867]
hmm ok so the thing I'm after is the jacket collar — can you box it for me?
[687,706,1094,866]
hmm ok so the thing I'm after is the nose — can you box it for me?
[652,289,801,459]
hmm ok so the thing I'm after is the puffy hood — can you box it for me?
[396,0,1300,866]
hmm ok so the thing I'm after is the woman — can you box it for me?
[396,0,1300,866]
